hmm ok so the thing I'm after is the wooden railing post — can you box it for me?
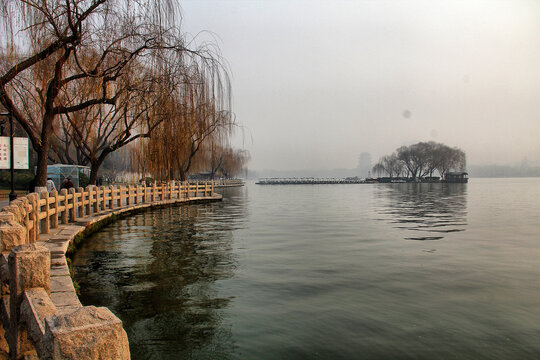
[92,187,97,213]
[68,188,76,221]
[51,190,59,229]
[19,197,31,242]
[90,187,96,214]
[95,187,100,212]
[117,186,121,208]
[99,186,105,211]
[134,186,139,205]
[29,194,38,242]
[40,191,50,234]
[109,185,116,209]
[82,188,88,216]
[59,189,68,224]
[97,186,102,212]
[118,186,123,207]
[126,186,131,206]
[78,188,85,218]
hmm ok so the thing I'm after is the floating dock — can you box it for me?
[256,178,375,185]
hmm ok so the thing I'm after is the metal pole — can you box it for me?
[9,110,16,202]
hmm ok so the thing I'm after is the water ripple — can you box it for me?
[373,182,468,241]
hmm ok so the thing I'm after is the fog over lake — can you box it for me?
[181,0,540,173]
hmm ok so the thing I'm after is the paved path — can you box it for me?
[2,194,222,316]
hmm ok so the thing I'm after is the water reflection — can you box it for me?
[72,187,248,360]
[373,183,468,241]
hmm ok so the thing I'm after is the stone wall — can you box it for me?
[0,182,220,359]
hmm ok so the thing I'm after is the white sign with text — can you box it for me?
[0,137,29,170]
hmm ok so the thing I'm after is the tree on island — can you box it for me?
[373,141,466,180]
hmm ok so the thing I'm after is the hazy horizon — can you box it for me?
[181,0,540,172]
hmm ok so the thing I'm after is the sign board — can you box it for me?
[0,137,29,170]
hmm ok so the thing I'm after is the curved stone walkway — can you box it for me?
[31,194,222,315]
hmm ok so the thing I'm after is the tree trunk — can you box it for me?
[89,158,105,185]
[34,143,48,187]
[34,118,55,187]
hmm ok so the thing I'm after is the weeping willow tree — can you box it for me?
[48,47,210,184]
[201,141,250,179]
[0,0,193,187]
[132,61,233,182]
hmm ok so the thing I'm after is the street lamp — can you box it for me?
[0,110,16,202]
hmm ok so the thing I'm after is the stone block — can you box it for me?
[49,276,76,294]
[54,305,81,316]
[0,212,26,252]
[50,256,67,268]
[43,306,130,360]
[2,205,22,224]
[7,245,50,360]
[20,288,57,341]
[8,244,51,297]
[49,265,69,278]
[49,291,81,308]
[42,242,67,257]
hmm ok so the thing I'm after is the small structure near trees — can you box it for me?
[46,164,90,190]
[444,172,469,183]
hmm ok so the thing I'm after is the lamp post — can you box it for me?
[0,110,16,202]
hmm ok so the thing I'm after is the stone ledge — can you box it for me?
[43,306,130,359]
[39,193,222,313]
[1,192,222,359]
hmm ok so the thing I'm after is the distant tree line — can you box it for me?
[372,142,466,180]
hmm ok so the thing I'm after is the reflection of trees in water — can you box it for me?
[72,187,247,360]
[373,183,468,241]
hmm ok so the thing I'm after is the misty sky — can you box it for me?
[181,0,540,171]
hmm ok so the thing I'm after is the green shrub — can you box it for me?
[0,170,34,190]
[79,172,90,188]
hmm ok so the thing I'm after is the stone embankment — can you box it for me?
[0,182,221,359]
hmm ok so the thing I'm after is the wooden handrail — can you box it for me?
[4,181,214,243]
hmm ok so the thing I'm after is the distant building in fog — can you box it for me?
[357,152,371,178]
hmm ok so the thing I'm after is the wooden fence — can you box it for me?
[5,182,213,243]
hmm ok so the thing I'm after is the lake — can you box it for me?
[72,178,540,359]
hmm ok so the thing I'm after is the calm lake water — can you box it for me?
[72,178,540,359]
